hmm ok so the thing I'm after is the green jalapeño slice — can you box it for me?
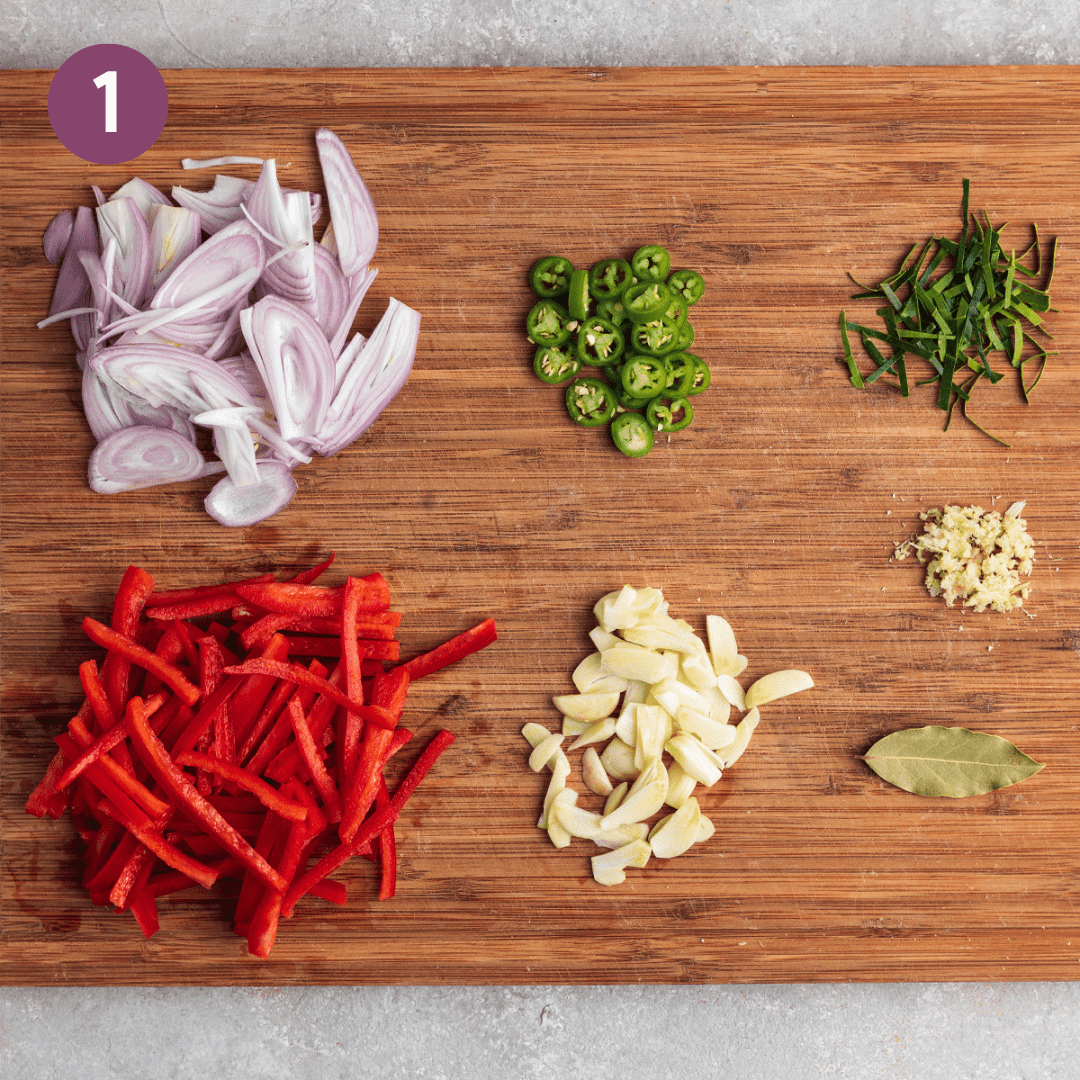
[526,300,573,346]
[576,315,625,367]
[566,377,617,427]
[533,344,582,385]
[529,256,574,298]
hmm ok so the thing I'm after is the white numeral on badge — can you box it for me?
[93,69,117,132]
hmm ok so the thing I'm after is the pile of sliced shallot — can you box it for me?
[41,129,420,526]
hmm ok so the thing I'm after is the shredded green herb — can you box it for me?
[838,180,1059,445]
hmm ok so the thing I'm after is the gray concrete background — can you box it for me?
[3,2,1080,1076]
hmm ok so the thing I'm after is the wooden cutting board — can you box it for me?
[3,66,1080,986]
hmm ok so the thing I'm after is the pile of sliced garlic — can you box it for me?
[522,585,813,886]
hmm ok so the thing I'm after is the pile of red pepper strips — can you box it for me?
[25,554,496,958]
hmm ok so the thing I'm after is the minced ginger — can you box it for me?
[894,501,1034,613]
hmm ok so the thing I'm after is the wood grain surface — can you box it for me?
[3,66,1080,986]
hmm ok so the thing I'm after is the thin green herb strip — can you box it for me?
[838,181,1058,443]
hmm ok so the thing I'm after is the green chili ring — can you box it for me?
[684,353,711,395]
[533,344,582,385]
[631,244,671,282]
[566,377,618,427]
[628,314,682,357]
[526,300,573,346]
[529,256,574,298]
[676,322,695,350]
[667,269,705,305]
[646,396,694,432]
[589,258,634,300]
[623,280,673,323]
[576,315,625,367]
[611,411,655,458]
[665,352,696,397]
[621,355,669,399]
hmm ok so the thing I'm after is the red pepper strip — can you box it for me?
[246,781,314,958]
[79,659,120,733]
[281,636,400,660]
[54,690,169,793]
[169,675,243,758]
[287,552,335,584]
[339,668,410,843]
[286,697,342,823]
[149,856,240,897]
[124,696,287,893]
[282,729,454,916]
[83,617,202,707]
[25,748,72,819]
[235,573,390,620]
[145,592,244,621]
[146,572,274,607]
[376,778,397,901]
[398,618,497,681]
[58,722,170,822]
[232,810,287,936]
[109,829,159,909]
[234,581,345,618]
[227,633,292,745]
[96,799,222,892]
[197,636,235,768]
[308,878,347,904]
[338,577,368,791]
[80,817,122,885]
[280,801,397,918]
[101,565,156,714]
[174,750,308,823]
[84,828,143,897]
[128,883,160,938]
[235,676,294,766]
[222,658,396,729]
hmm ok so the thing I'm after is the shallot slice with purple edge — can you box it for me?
[88,425,209,493]
[41,128,420,527]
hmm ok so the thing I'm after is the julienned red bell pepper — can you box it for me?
[221,658,397,729]
[339,667,410,843]
[398,618,498,680]
[253,571,388,614]
[124,696,286,893]
[101,565,156,715]
[83,617,202,706]
[26,559,494,957]
[280,728,455,918]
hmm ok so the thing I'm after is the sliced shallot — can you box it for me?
[88,425,206,493]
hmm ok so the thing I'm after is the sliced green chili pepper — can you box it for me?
[566,377,617,427]
[628,314,681,357]
[646,396,694,432]
[622,280,673,323]
[631,244,671,282]
[663,295,689,329]
[526,300,573,346]
[676,322,695,350]
[684,353,711,395]
[596,297,630,328]
[567,269,591,320]
[533,344,582,385]
[667,269,705,305]
[529,256,574,298]
[665,352,696,397]
[589,258,633,300]
[576,316,625,367]
[621,355,669,399]
[610,411,655,458]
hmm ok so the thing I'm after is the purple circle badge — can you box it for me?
[48,45,168,165]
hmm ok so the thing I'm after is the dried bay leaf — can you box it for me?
[863,725,1044,797]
